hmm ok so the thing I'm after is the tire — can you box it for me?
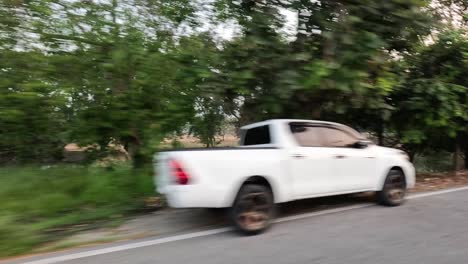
[230,184,275,235]
[377,169,407,206]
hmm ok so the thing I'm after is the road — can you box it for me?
[4,187,468,264]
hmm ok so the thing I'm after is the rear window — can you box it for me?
[242,125,271,146]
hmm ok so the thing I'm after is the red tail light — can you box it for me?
[169,159,190,185]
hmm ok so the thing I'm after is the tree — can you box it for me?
[0,51,67,163]
[2,0,204,166]
[214,0,294,127]
[190,98,224,147]
[391,30,468,169]
[214,0,432,136]
[2,0,465,173]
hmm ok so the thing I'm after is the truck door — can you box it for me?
[288,123,338,198]
[320,127,376,192]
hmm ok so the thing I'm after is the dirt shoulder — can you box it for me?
[411,170,468,193]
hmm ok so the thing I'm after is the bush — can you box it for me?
[414,151,454,173]
[0,164,155,257]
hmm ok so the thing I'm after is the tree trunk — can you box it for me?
[123,134,143,168]
[409,152,416,163]
[463,133,467,170]
[464,146,467,170]
[453,133,462,171]
[311,106,321,119]
[377,121,384,146]
[292,3,307,53]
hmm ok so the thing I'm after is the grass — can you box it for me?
[0,164,155,258]
[414,151,454,173]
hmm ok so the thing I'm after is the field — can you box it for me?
[0,165,154,257]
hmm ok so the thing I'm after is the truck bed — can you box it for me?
[155,147,287,208]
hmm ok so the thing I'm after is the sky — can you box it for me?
[198,3,298,41]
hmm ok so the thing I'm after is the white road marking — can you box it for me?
[19,185,468,264]
[408,185,468,200]
[274,204,373,224]
[21,228,232,264]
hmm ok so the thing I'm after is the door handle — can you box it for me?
[334,155,347,159]
[292,154,305,158]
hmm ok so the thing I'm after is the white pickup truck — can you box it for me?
[155,119,415,234]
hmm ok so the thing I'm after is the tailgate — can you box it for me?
[154,152,172,194]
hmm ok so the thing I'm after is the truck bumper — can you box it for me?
[403,162,416,189]
[160,185,223,208]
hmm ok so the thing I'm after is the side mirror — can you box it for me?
[354,140,370,149]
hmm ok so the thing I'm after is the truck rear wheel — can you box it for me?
[377,169,407,206]
[230,184,275,235]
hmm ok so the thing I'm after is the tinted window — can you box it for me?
[243,125,271,145]
[290,124,326,147]
[321,127,357,147]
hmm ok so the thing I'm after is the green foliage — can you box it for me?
[190,98,225,147]
[0,164,154,257]
[0,0,205,164]
[212,0,433,126]
[391,30,468,154]
[0,0,465,169]
[414,151,454,173]
[0,51,67,163]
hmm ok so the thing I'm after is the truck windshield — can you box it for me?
[241,125,271,146]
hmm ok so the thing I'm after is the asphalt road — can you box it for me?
[5,188,468,264]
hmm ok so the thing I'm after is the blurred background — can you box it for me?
[0,0,467,258]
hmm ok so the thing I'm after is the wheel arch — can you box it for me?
[379,166,407,190]
[229,175,276,207]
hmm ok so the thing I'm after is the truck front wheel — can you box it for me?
[377,169,407,206]
[230,184,275,235]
